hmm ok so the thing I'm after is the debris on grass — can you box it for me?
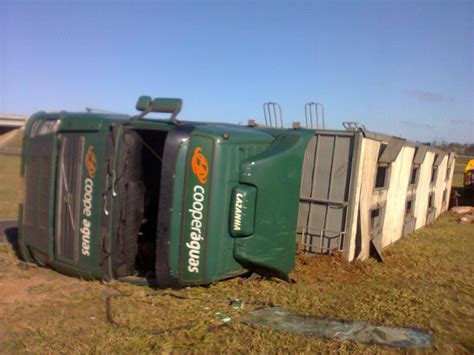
[460,214,474,224]
[241,307,433,349]
[450,206,474,223]
[229,299,244,310]
[215,312,232,323]
[450,206,473,214]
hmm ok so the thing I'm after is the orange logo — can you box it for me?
[85,146,97,179]
[191,147,209,184]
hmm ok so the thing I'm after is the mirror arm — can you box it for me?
[130,107,152,122]
[169,111,180,125]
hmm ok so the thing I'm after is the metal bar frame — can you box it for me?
[263,102,284,128]
[304,102,325,129]
[297,225,346,254]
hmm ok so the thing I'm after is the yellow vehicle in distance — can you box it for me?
[464,159,474,192]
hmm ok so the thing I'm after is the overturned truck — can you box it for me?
[18,97,455,286]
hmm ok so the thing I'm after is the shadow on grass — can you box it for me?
[5,226,22,259]
[5,226,18,244]
[1,221,21,259]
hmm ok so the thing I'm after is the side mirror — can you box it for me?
[132,96,183,125]
[149,98,183,115]
[136,96,152,111]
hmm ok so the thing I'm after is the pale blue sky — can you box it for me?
[0,0,473,142]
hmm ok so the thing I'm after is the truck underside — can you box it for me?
[111,128,168,279]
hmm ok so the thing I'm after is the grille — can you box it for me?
[23,139,54,252]
[55,135,85,261]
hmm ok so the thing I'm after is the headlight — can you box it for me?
[29,119,60,138]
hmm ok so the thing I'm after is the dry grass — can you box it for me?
[0,154,20,218]
[0,129,23,154]
[0,213,473,353]
[0,130,22,218]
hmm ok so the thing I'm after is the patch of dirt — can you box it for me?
[0,276,45,305]
[292,249,369,285]
[0,269,80,311]
[0,255,83,340]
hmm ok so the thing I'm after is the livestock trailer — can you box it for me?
[18,96,455,286]
[294,122,455,261]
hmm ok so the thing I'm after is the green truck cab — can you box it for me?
[18,97,313,286]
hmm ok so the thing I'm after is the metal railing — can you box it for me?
[297,226,345,254]
[304,102,325,129]
[343,121,366,131]
[263,102,284,128]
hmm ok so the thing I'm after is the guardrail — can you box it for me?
[0,114,28,127]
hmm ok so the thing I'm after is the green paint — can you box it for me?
[235,130,314,276]
[19,107,314,286]
[168,139,190,280]
[179,136,213,284]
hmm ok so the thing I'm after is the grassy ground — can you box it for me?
[0,129,23,155]
[0,130,22,218]
[0,155,21,218]
[0,213,473,353]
